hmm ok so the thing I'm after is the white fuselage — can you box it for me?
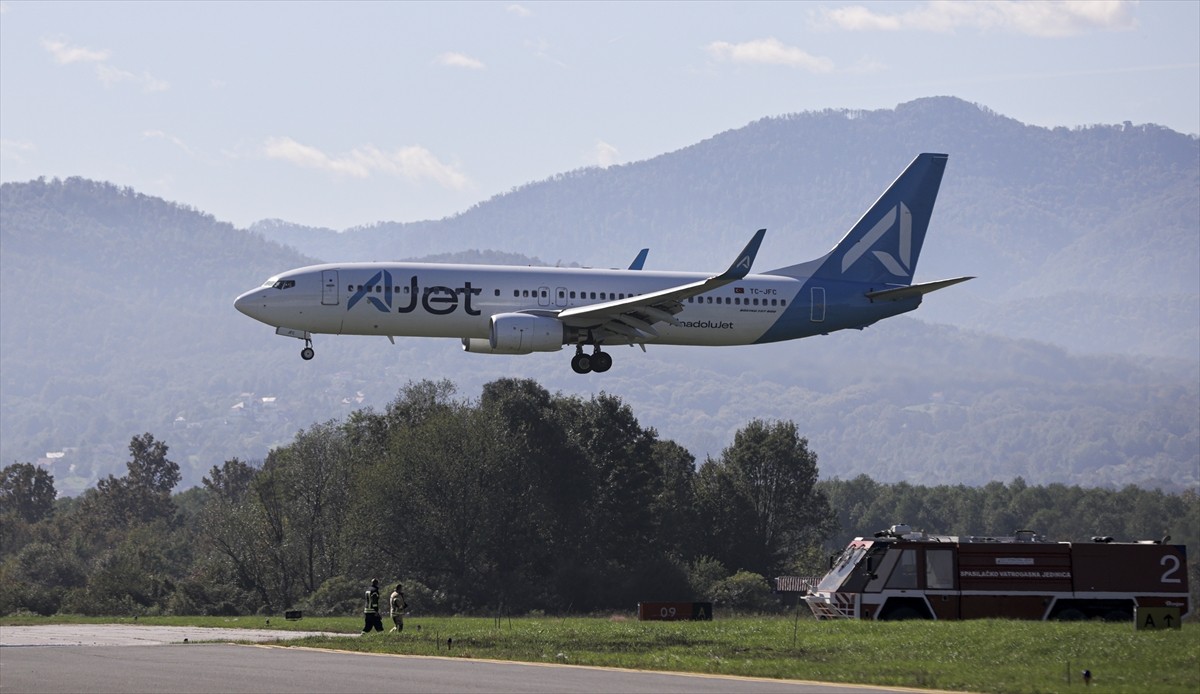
[234,262,816,347]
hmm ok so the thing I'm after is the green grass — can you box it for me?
[4,614,1197,693]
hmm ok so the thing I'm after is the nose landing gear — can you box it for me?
[301,338,315,361]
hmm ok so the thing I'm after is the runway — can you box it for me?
[0,625,921,694]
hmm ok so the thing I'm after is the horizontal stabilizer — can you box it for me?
[865,276,974,302]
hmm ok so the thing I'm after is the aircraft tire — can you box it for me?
[571,353,592,374]
[592,352,613,373]
[301,347,315,361]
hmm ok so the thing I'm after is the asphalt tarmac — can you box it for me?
[0,625,922,694]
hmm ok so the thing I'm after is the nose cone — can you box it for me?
[234,288,270,324]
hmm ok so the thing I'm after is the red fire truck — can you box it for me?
[804,525,1190,621]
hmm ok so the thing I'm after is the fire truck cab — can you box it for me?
[804,525,1190,621]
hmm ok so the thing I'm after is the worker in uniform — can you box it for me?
[363,578,383,632]
[389,583,408,633]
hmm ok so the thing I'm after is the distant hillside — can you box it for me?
[1,98,1197,495]
[256,97,1200,360]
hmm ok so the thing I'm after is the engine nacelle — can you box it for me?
[461,313,565,354]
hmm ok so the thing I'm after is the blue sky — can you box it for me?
[2,1,1197,230]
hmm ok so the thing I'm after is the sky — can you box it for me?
[2,1,1197,230]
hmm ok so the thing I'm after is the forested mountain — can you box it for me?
[1,97,1197,496]
[254,97,1200,361]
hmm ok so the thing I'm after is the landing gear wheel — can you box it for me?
[571,353,592,374]
[301,340,315,361]
[591,351,612,373]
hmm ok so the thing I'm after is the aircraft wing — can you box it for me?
[557,229,765,342]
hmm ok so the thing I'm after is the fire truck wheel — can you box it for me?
[1103,609,1132,622]
[881,605,925,621]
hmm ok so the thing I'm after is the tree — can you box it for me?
[648,440,700,558]
[697,420,835,576]
[87,433,182,527]
[552,392,661,608]
[265,422,353,595]
[0,463,56,524]
[202,458,257,504]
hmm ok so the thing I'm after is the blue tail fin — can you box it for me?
[768,153,948,285]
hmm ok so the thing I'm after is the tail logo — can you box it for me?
[840,202,913,278]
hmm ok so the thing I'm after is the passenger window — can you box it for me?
[514,290,519,297]
[522,290,529,298]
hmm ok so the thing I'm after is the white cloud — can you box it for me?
[95,63,135,86]
[705,38,835,73]
[41,38,109,64]
[506,4,532,17]
[263,137,469,189]
[819,0,1138,37]
[94,64,169,91]
[524,38,569,68]
[0,139,36,164]
[42,37,168,91]
[143,130,195,156]
[140,73,170,92]
[437,52,486,70]
[593,141,620,168]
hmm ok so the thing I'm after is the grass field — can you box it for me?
[4,613,1197,693]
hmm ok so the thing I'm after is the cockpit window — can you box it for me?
[272,280,296,290]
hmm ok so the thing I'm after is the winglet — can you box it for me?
[628,248,649,270]
[714,228,766,281]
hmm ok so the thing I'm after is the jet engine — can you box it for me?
[461,313,565,354]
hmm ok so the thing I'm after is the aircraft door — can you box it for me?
[538,286,550,307]
[322,270,339,306]
[555,287,568,308]
[810,287,825,322]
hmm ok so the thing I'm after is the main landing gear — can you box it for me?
[571,345,612,374]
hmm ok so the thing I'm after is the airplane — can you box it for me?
[235,153,972,374]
